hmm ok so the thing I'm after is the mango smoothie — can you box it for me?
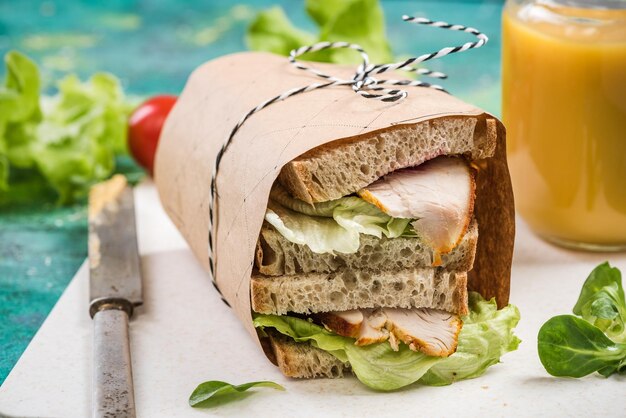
[502,0,626,249]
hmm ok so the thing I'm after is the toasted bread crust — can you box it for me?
[467,119,514,308]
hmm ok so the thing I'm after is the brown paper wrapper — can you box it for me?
[154,52,514,344]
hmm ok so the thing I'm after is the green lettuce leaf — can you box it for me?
[265,186,413,254]
[572,262,626,343]
[253,292,521,391]
[247,0,391,65]
[0,51,41,124]
[246,7,316,57]
[266,202,361,254]
[0,51,42,172]
[0,50,135,204]
[32,73,133,202]
[0,151,7,190]
[420,293,521,385]
[313,0,392,64]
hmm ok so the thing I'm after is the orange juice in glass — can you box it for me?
[502,0,626,250]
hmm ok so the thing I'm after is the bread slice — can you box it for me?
[251,268,468,316]
[267,332,350,379]
[278,116,497,203]
[256,220,478,276]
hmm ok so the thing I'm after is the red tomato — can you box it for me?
[128,95,177,175]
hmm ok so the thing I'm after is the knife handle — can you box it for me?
[93,308,136,418]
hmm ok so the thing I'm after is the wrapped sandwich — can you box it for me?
[155,52,520,391]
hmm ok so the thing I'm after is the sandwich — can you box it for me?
[154,52,520,391]
[251,118,520,390]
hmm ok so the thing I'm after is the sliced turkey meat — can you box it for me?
[316,310,363,338]
[358,156,475,266]
[383,308,461,357]
[355,309,389,346]
[319,307,462,357]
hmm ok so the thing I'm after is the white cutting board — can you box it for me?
[1,181,625,418]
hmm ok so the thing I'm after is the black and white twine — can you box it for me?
[208,15,488,307]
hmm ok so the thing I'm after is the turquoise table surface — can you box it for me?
[0,0,503,385]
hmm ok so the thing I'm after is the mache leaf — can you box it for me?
[538,315,626,378]
[189,380,285,408]
[573,262,626,343]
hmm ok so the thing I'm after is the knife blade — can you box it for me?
[88,174,142,418]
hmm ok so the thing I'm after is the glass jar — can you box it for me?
[502,0,626,250]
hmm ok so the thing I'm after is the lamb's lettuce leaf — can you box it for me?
[538,315,626,378]
[189,380,285,408]
[538,262,626,378]
[265,187,413,254]
[573,262,626,343]
[253,293,521,391]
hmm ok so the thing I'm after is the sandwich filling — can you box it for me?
[253,155,519,390]
[265,156,474,264]
[254,293,520,390]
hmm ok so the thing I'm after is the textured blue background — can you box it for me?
[0,0,503,385]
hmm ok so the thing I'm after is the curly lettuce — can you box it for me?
[247,0,392,64]
[0,50,134,204]
[254,292,521,391]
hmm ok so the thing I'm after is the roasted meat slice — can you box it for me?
[355,309,389,346]
[358,156,475,266]
[317,310,363,338]
[383,308,462,357]
[319,307,462,357]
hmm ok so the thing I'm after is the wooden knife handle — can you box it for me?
[93,308,136,418]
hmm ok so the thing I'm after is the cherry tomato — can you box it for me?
[128,95,177,175]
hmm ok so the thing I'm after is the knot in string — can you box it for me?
[286,15,488,103]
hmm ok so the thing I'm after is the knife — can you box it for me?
[88,175,143,418]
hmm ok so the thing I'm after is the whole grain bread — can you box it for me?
[267,332,349,379]
[251,268,468,316]
[256,220,478,276]
[278,116,497,203]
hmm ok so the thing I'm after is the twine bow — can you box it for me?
[208,15,489,306]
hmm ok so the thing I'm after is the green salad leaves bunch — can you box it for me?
[247,0,392,64]
[0,51,134,204]
[538,262,626,378]
[254,292,521,391]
